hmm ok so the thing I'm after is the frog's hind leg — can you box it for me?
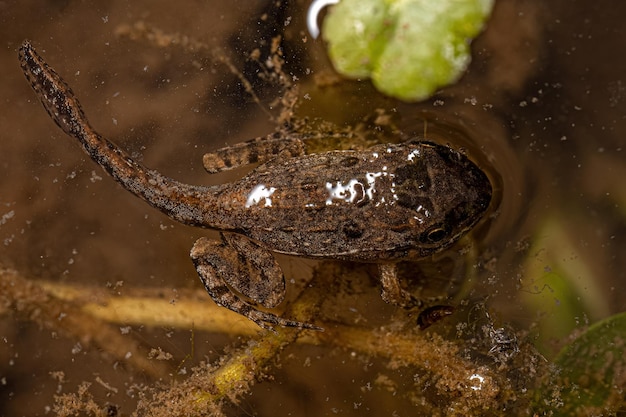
[190,235,320,331]
[202,134,306,173]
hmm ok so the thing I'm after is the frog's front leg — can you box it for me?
[190,233,320,331]
[202,134,306,173]
[378,263,422,309]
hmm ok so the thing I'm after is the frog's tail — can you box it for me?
[18,41,223,228]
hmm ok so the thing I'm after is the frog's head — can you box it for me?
[394,141,493,258]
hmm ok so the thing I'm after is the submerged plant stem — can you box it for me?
[5,262,522,413]
[0,267,171,380]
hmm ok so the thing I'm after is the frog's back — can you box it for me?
[222,141,492,261]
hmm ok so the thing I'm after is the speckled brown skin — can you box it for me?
[19,41,492,330]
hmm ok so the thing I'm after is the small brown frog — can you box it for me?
[18,41,492,331]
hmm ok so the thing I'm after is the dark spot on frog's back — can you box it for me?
[394,159,431,190]
[460,161,493,212]
[393,160,433,210]
[433,143,492,207]
[431,142,464,167]
[434,144,486,185]
[396,194,434,213]
[342,220,364,238]
[339,156,360,167]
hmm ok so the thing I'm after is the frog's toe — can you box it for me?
[246,308,323,332]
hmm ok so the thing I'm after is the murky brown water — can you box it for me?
[1,0,625,415]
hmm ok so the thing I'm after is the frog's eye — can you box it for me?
[423,225,449,243]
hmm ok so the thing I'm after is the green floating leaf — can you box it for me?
[322,0,494,101]
[534,312,626,416]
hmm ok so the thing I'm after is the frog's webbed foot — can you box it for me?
[378,263,423,309]
[190,234,320,331]
[202,134,306,173]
